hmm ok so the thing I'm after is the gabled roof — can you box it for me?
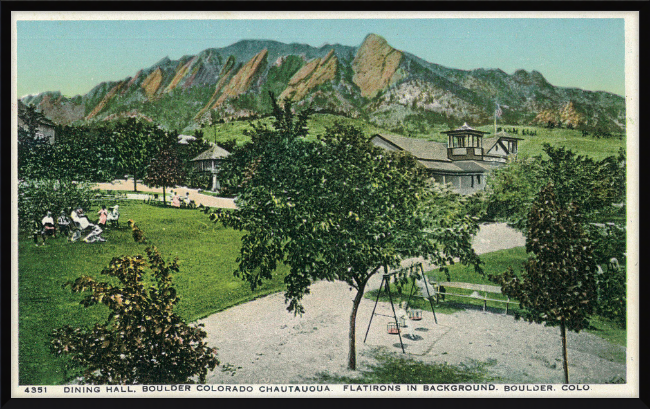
[371,133,450,162]
[191,144,230,161]
[484,132,523,154]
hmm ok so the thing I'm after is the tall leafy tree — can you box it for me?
[50,225,219,384]
[490,184,598,384]
[18,103,47,146]
[486,144,626,231]
[215,97,481,370]
[113,118,169,192]
[144,148,187,206]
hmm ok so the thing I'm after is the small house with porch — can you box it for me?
[191,144,230,192]
[370,123,521,195]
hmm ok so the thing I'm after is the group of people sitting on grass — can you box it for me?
[169,191,195,209]
[34,205,120,246]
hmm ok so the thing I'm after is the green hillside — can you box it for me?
[200,114,626,160]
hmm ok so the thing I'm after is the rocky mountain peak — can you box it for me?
[352,33,403,98]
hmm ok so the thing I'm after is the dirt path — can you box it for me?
[93,179,236,209]
[198,223,625,384]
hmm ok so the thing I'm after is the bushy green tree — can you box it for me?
[50,225,219,384]
[144,148,186,206]
[175,130,212,190]
[18,178,95,232]
[490,184,598,384]
[113,118,171,192]
[484,155,544,231]
[52,123,121,182]
[214,97,480,370]
[585,222,627,327]
[485,145,626,231]
[18,103,46,147]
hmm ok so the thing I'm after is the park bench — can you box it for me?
[432,281,519,314]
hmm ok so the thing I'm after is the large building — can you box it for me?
[370,123,520,195]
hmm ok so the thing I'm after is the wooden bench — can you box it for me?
[432,281,519,314]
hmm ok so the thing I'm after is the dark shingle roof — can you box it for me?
[372,134,450,161]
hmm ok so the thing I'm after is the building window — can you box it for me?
[477,175,481,184]
[471,175,474,188]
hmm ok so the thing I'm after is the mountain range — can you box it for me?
[20,33,626,134]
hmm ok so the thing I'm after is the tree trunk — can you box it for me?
[133,167,138,192]
[348,281,367,371]
[162,186,166,206]
[560,318,569,384]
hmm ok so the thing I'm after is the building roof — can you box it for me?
[191,144,230,161]
[441,122,489,135]
[482,137,499,152]
[418,160,498,174]
[371,133,450,162]
[177,134,196,144]
[453,160,499,172]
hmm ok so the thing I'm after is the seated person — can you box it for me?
[97,205,108,227]
[57,211,71,237]
[171,192,181,208]
[106,205,120,227]
[41,211,56,243]
[70,208,105,243]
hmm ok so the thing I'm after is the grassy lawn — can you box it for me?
[201,116,625,161]
[18,201,288,385]
[471,124,626,161]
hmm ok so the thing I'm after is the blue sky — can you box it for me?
[17,18,626,98]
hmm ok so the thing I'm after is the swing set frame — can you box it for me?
[363,263,437,353]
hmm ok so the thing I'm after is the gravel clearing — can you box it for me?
[197,223,625,384]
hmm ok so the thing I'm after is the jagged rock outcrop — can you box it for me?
[352,34,403,98]
[21,34,625,133]
[215,49,268,106]
[164,56,198,93]
[533,101,586,127]
[141,68,164,99]
[87,80,127,119]
[279,49,337,101]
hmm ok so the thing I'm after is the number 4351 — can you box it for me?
[24,387,47,393]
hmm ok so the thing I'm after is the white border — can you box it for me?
[11,10,640,399]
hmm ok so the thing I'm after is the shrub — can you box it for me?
[50,224,219,384]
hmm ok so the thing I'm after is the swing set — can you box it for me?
[363,262,437,353]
